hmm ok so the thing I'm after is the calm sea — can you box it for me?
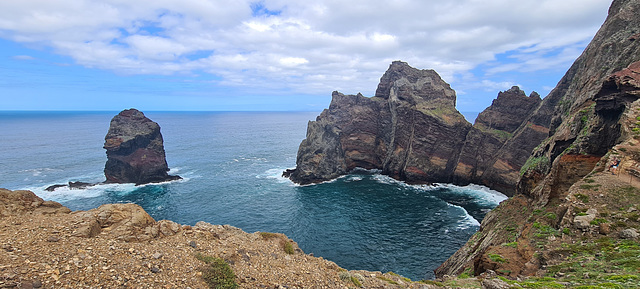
[0,111,505,280]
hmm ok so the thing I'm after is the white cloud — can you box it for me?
[0,0,612,97]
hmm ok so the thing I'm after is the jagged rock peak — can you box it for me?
[474,86,542,133]
[374,60,457,107]
[104,108,181,185]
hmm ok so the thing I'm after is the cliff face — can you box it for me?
[436,0,640,278]
[104,109,181,185]
[453,87,543,194]
[286,61,472,185]
[286,62,544,195]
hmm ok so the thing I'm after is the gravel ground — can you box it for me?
[0,188,441,289]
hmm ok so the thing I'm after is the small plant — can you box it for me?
[195,253,238,289]
[376,276,398,285]
[545,212,558,221]
[576,193,590,203]
[504,242,518,248]
[488,253,506,263]
[259,232,280,240]
[419,279,444,286]
[563,228,572,235]
[590,218,608,225]
[283,241,295,254]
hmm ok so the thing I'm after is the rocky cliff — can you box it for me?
[435,0,640,281]
[104,109,181,185]
[286,62,544,195]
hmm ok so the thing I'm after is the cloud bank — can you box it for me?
[0,0,611,103]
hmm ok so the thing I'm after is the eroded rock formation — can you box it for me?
[104,109,181,185]
[436,0,640,278]
[286,62,545,195]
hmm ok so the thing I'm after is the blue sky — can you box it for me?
[0,0,611,113]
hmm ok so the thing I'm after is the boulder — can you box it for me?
[104,109,181,185]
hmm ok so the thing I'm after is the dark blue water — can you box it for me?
[0,111,505,280]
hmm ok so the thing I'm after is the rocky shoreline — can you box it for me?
[1,188,494,289]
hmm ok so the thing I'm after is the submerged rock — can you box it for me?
[103,109,181,185]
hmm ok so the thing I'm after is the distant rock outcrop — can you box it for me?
[104,109,181,185]
[285,61,545,194]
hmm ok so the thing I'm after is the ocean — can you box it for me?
[0,111,506,280]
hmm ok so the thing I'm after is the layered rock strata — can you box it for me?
[436,0,640,278]
[104,109,181,185]
[286,62,544,195]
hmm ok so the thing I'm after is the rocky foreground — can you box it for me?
[2,188,503,289]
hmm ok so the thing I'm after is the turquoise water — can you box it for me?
[0,111,505,280]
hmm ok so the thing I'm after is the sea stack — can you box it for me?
[104,109,181,185]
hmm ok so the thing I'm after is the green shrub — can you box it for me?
[488,253,506,263]
[195,253,238,289]
[520,156,550,176]
[283,241,295,255]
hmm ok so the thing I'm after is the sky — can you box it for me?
[0,0,612,113]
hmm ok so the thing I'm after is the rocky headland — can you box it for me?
[284,62,545,195]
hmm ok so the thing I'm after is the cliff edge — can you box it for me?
[436,0,640,282]
[286,61,544,195]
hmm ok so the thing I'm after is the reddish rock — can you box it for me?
[104,109,181,185]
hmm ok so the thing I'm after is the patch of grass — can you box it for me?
[545,212,558,221]
[590,218,608,225]
[533,222,559,239]
[563,228,572,235]
[376,276,398,285]
[283,241,295,255]
[488,253,506,263]
[504,241,518,248]
[520,156,550,176]
[350,276,362,287]
[418,279,444,286]
[260,232,295,254]
[576,193,590,203]
[195,253,238,289]
[259,232,280,240]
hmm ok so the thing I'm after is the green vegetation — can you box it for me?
[488,253,506,263]
[418,279,444,286]
[195,253,238,289]
[504,241,518,248]
[376,276,398,285]
[520,156,550,176]
[580,184,602,191]
[590,218,608,225]
[283,241,295,255]
[576,193,590,203]
[260,232,295,254]
[532,222,559,239]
